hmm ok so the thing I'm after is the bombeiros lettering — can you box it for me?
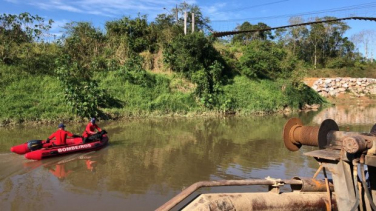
[58,144,91,153]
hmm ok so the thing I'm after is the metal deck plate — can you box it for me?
[304,149,341,161]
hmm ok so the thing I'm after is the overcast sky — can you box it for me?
[2,0,376,57]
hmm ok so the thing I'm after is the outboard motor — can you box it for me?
[27,140,43,151]
[86,130,107,143]
[99,130,107,141]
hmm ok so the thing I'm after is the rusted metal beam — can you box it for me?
[182,192,337,211]
[368,166,376,206]
[155,179,302,211]
[322,160,356,211]
[290,177,334,192]
[371,124,376,134]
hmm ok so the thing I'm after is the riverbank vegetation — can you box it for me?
[1,4,375,125]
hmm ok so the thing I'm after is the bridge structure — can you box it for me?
[211,16,376,38]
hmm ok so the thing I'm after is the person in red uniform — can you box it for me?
[82,118,102,143]
[46,123,74,146]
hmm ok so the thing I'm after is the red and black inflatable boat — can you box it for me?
[11,131,108,160]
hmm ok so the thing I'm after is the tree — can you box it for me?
[306,17,351,68]
[105,15,158,66]
[155,13,175,28]
[163,33,228,108]
[153,14,183,45]
[60,21,106,79]
[0,12,53,64]
[239,40,289,79]
[320,17,350,59]
[57,22,109,117]
[232,21,273,44]
[308,20,324,68]
[287,17,309,56]
[351,30,376,60]
[172,2,212,33]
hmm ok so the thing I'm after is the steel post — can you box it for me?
[322,160,357,211]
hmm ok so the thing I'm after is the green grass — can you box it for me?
[0,66,326,124]
[221,76,324,114]
[95,71,200,116]
[0,66,73,124]
[221,76,286,113]
[306,66,376,78]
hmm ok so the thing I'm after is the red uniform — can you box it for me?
[86,160,97,171]
[49,164,72,179]
[48,129,74,145]
[82,123,101,138]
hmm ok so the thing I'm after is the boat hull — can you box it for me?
[24,135,108,160]
[11,137,84,155]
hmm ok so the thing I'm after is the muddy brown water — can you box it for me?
[1,105,376,211]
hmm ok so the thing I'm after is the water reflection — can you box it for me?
[0,104,375,210]
[313,104,376,125]
[22,152,103,181]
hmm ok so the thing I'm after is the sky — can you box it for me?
[2,0,376,57]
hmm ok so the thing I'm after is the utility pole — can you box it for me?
[184,11,187,35]
[175,4,178,24]
[192,13,195,33]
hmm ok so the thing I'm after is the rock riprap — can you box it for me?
[310,78,376,97]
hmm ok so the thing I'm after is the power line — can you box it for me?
[219,0,289,13]
[212,17,376,37]
[212,2,376,22]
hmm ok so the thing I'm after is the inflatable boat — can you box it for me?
[11,131,108,160]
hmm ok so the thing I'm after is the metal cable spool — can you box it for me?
[283,118,339,151]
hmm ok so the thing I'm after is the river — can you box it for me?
[1,104,376,211]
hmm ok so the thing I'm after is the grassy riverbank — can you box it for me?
[0,64,323,126]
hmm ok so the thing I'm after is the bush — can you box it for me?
[55,56,109,118]
[97,71,198,114]
[221,76,324,113]
[239,40,291,79]
[163,32,229,108]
